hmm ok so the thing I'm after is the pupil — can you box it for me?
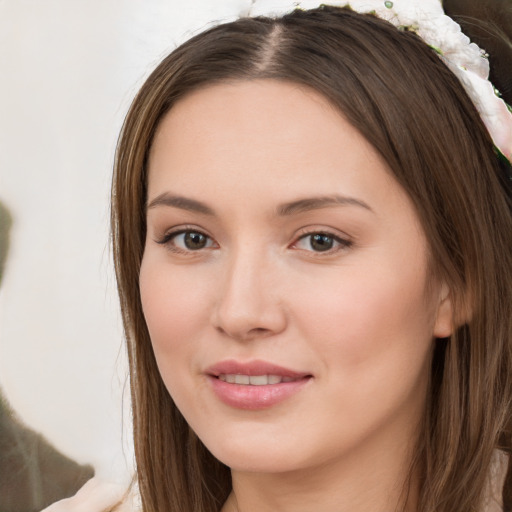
[311,234,333,251]
[185,232,207,249]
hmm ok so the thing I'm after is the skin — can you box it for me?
[140,80,453,512]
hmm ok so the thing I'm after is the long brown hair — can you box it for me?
[111,5,512,511]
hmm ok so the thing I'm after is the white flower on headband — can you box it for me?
[246,0,512,159]
[452,66,512,159]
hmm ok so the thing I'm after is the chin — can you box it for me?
[198,427,317,474]
[212,447,302,474]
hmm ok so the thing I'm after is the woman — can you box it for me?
[60,0,512,510]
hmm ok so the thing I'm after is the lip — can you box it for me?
[205,359,312,410]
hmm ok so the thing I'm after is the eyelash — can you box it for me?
[156,227,217,254]
[292,229,353,255]
[156,228,353,255]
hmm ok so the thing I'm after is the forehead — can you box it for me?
[149,81,382,186]
[150,79,343,159]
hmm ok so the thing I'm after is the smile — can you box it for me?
[206,360,312,410]
[217,374,298,385]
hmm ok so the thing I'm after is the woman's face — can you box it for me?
[140,80,452,474]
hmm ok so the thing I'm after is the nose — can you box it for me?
[212,247,287,341]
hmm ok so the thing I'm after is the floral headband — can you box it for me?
[242,0,512,161]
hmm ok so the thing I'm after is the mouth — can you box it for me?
[206,360,312,410]
[217,374,301,385]
[207,359,311,382]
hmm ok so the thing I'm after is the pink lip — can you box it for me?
[206,359,312,410]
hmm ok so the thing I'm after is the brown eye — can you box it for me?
[158,230,216,252]
[293,231,352,254]
[183,232,208,250]
[309,234,334,252]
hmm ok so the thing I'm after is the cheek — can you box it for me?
[290,255,436,383]
[139,256,215,375]
[283,263,436,454]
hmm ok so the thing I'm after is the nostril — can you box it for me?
[250,327,271,335]
[215,324,274,341]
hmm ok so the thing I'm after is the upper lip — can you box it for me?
[206,359,311,379]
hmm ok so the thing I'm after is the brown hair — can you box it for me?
[111,5,512,512]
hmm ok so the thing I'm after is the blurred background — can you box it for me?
[0,0,250,505]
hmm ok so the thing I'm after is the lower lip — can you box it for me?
[208,376,311,410]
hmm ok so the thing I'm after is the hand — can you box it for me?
[40,477,137,512]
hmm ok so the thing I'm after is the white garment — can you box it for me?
[40,477,140,512]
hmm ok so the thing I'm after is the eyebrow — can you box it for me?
[147,193,215,215]
[146,192,373,216]
[277,195,374,216]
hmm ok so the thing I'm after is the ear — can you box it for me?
[433,283,454,338]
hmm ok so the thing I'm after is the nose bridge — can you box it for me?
[213,240,286,340]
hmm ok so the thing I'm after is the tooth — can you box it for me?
[249,375,268,385]
[220,374,293,385]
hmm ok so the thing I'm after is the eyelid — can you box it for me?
[155,225,218,252]
[290,226,353,254]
